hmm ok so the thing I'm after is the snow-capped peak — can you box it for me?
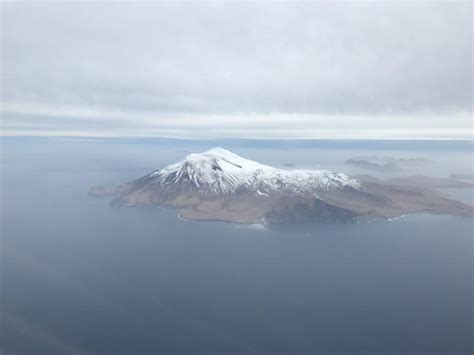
[149,147,359,195]
[185,147,275,174]
[201,147,244,159]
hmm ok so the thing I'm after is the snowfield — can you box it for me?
[148,147,360,195]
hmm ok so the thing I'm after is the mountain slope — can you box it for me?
[137,147,359,195]
[90,148,473,224]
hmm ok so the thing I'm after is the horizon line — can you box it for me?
[1,135,473,142]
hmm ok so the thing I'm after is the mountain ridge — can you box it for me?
[144,147,360,196]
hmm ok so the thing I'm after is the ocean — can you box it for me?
[1,137,472,354]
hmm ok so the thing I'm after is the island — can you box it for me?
[345,155,435,173]
[90,148,473,224]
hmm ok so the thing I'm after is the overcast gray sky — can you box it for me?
[1,1,472,139]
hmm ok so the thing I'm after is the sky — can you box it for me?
[1,1,472,139]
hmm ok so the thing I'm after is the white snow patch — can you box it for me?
[148,147,360,194]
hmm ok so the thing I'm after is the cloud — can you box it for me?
[1,2,472,138]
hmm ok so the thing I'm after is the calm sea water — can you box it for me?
[1,138,473,354]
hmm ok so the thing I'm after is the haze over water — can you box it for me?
[1,138,473,354]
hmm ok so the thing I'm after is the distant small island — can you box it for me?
[91,148,473,224]
[345,159,403,172]
[346,155,435,173]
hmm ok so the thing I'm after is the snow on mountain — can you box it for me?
[146,147,359,195]
[90,148,473,224]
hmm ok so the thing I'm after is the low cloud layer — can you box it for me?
[1,2,472,139]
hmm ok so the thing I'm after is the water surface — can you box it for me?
[1,138,472,354]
